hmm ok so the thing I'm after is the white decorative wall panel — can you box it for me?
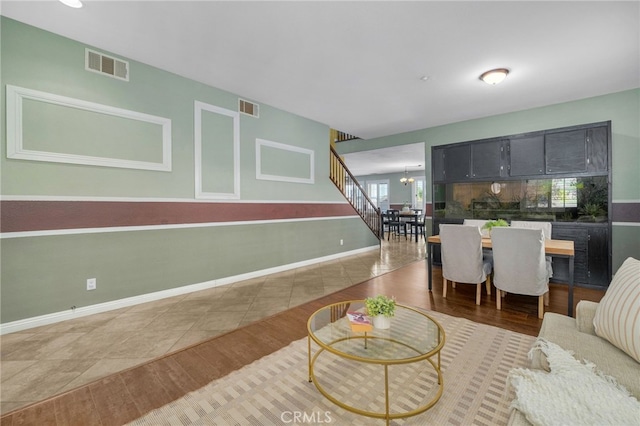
[194,101,240,199]
[5,85,172,171]
[256,138,315,184]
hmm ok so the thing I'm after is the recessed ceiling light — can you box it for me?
[479,68,509,85]
[419,75,430,81]
[59,0,83,8]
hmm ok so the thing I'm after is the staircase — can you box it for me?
[333,130,360,143]
[329,146,382,240]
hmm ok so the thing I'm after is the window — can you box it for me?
[412,178,425,211]
[367,180,389,211]
[551,178,578,208]
[524,180,550,208]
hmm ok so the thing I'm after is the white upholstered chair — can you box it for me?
[463,219,495,263]
[439,224,492,305]
[463,219,491,238]
[510,220,553,277]
[510,220,552,239]
[491,227,550,319]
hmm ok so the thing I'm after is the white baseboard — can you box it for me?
[0,245,378,335]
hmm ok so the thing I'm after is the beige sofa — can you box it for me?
[508,300,640,425]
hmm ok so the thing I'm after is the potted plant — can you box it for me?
[578,202,606,222]
[482,219,509,236]
[365,295,396,329]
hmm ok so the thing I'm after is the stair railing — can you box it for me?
[329,146,382,239]
[334,130,360,143]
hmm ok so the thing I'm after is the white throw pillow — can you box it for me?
[593,257,640,363]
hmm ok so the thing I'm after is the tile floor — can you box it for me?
[0,236,426,414]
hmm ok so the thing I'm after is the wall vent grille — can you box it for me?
[85,48,129,81]
[239,99,259,118]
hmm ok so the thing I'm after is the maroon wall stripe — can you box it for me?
[612,202,640,223]
[0,201,358,233]
[425,203,433,216]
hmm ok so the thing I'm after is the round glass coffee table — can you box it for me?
[307,300,445,425]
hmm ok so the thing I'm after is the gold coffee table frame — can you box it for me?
[307,300,445,425]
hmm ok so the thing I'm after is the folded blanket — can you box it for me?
[508,338,640,426]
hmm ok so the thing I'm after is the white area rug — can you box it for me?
[129,311,535,425]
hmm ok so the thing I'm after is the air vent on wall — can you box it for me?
[239,99,259,118]
[85,48,129,81]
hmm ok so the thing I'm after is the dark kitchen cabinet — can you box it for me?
[586,226,609,285]
[587,126,609,173]
[432,146,445,183]
[508,134,545,176]
[471,139,505,179]
[545,125,609,175]
[433,121,610,182]
[551,224,610,288]
[545,129,587,174]
[443,144,471,182]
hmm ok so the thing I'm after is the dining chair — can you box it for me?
[463,219,491,238]
[387,209,407,240]
[439,224,493,305]
[491,227,550,319]
[463,218,496,263]
[510,220,553,277]
[381,211,391,239]
[410,211,426,241]
[510,220,552,239]
[406,209,421,231]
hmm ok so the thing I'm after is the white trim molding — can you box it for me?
[5,85,172,171]
[256,138,315,184]
[194,101,240,200]
[0,244,378,334]
[0,194,349,204]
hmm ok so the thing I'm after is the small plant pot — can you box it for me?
[372,315,391,329]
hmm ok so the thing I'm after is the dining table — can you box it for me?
[426,235,576,316]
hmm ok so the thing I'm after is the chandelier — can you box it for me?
[400,167,415,185]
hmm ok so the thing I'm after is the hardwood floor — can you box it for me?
[0,260,604,426]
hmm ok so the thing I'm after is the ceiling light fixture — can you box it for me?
[59,0,83,8]
[400,166,415,185]
[480,68,509,85]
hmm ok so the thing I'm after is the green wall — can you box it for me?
[1,219,374,321]
[1,17,340,201]
[337,89,640,270]
[356,171,425,207]
[0,18,379,324]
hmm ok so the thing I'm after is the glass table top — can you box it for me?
[307,300,444,363]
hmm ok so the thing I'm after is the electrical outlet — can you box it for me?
[86,278,96,291]
[340,239,344,246]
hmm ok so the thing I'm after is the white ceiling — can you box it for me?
[2,1,639,174]
[343,142,425,177]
